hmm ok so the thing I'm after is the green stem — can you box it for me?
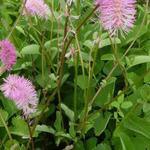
[76,0,80,15]
[0,111,12,140]
[80,38,100,134]
[0,135,7,149]
[74,50,79,121]
[57,6,70,89]
[27,119,35,150]
[110,37,128,88]
[7,0,27,39]
[38,31,46,80]
[41,43,45,79]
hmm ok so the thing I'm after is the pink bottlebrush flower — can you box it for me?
[1,75,38,117]
[0,40,17,71]
[96,0,136,36]
[24,0,51,19]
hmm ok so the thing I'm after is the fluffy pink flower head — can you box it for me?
[0,40,16,71]
[1,75,38,117]
[24,0,51,19]
[96,0,136,36]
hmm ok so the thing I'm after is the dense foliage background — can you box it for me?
[0,0,150,149]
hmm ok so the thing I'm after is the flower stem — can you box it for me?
[74,51,78,121]
[0,111,12,140]
[27,119,35,150]
[76,0,80,15]
[7,0,27,39]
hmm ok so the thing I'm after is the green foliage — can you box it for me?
[21,44,40,55]
[0,109,8,127]
[94,112,111,136]
[0,0,150,149]
[10,116,30,137]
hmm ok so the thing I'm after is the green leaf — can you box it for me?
[0,109,8,127]
[140,85,150,101]
[100,38,121,48]
[143,102,150,113]
[123,114,150,139]
[117,91,124,104]
[77,75,89,90]
[16,26,25,35]
[69,122,76,138]
[143,40,150,52]
[35,125,55,134]
[131,133,150,150]
[21,44,40,55]
[55,132,72,139]
[93,143,111,150]
[85,137,97,150]
[74,141,85,150]
[4,140,20,150]
[101,54,114,61]
[94,112,111,136]
[144,68,150,83]
[103,61,122,76]
[10,116,30,137]
[85,111,101,133]
[121,101,133,109]
[116,131,135,150]
[54,111,63,132]
[84,40,94,49]
[44,39,60,60]
[1,97,18,117]
[61,103,74,121]
[120,132,135,150]
[62,73,70,86]
[111,101,120,109]
[127,72,143,88]
[127,55,150,69]
[81,51,93,62]
[94,77,116,106]
[121,25,147,45]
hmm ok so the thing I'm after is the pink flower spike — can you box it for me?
[1,75,38,117]
[96,0,136,36]
[24,0,51,19]
[0,40,17,71]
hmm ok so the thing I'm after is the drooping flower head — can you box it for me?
[1,75,38,117]
[0,40,16,71]
[96,0,136,36]
[24,0,51,19]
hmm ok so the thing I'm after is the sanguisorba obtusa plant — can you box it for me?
[0,0,150,149]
